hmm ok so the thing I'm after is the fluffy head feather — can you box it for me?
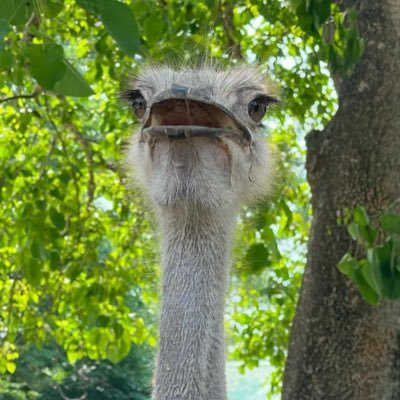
[124,63,277,211]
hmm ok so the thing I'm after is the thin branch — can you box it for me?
[69,129,99,144]
[0,94,36,104]
[105,161,119,172]
[23,12,39,42]
[1,85,41,104]
[44,96,81,218]
[37,133,58,182]
[6,278,17,336]
[57,384,87,400]
[65,123,96,207]
[96,152,121,177]
[221,1,242,60]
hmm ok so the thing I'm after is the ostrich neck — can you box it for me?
[154,205,237,400]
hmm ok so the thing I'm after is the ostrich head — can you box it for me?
[124,64,277,211]
[123,64,277,400]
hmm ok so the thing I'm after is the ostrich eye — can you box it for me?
[124,90,147,120]
[248,95,277,123]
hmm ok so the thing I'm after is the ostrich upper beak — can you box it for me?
[141,84,252,144]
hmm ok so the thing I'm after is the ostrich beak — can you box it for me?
[141,84,252,144]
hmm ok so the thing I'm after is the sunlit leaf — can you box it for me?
[353,206,369,227]
[6,361,16,374]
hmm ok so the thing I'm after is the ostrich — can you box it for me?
[123,64,277,400]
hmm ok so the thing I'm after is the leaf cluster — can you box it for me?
[0,341,152,400]
[338,206,400,305]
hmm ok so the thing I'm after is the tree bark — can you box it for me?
[282,1,400,399]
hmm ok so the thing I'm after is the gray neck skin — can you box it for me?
[153,205,237,400]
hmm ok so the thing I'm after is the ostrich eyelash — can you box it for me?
[120,89,141,104]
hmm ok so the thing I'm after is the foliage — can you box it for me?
[1,0,160,377]
[290,0,364,73]
[338,205,400,305]
[0,0,364,397]
[0,342,152,399]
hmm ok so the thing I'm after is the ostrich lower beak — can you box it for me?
[141,85,252,144]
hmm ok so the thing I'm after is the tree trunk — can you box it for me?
[282,1,400,399]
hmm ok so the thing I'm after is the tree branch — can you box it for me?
[221,1,242,60]
[44,96,82,220]
[57,384,87,400]
[65,123,96,207]
[0,94,36,104]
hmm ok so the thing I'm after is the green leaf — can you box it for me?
[359,225,377,247]
[53,60,94,97]
[337,253,357,280]
[26,44,66,90]
[314,0,331,27]
[295,0,330,37]
[76,0,102,14]
[113,322,123,339]
[23,258,42,287]
[0,48,13,67]
[107,334,131,363]
[49,250,60,270]
[65,262,81,280]
[347,222,360,241]
[40,0,64,18]
[76,0,140,55]
[353,206,369,227]
[142,12,165,43]
[0,18,10,52]
[97,315,111,327]
[118,334,132,360]
[280,200,293,229]
[49,207,66,231]
[244,243,270,274]
[365,250,384,295]
[66,348,83,364]
[354,37,365,59]
[376,239,400,299]
[0,0,33,26]
[346,36,365,64]
[347,220,376,246]
[338,253,382,304]
[353,268,380,305]
[379,213,400,235]
[30,240,44,260]
[99,0,140,57]
[6,361,16,374]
